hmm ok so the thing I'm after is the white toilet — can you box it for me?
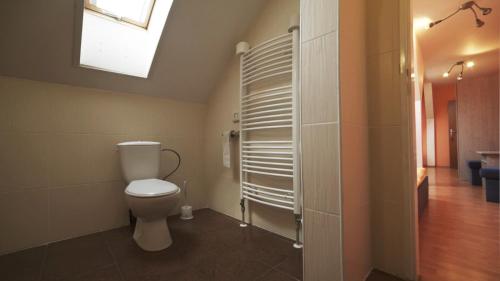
[117,141,180,251]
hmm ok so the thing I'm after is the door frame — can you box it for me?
[403,0,419,279]
[448,100,458,168]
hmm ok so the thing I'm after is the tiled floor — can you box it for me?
[365,270,405,281]
[0,209,302,281]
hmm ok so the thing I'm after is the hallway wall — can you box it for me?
[457,73,499,180]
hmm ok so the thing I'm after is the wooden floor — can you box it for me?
[419,168,500,281]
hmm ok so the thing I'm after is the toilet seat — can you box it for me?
[125,179,179,198]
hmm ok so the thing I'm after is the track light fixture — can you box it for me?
[429,1,493,28]
[443,60,475,81]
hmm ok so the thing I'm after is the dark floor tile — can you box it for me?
[366,269,405,281]
[101,226,134,243]
[193,249,273,281]
[275,248,303,280]
[2,209,303,281]
[68,265,123,281]
[108,237,190,281]
[256,269,299,281]
[41,233,114,281]
[169,209,241,235]
[0,246,46,281]
[235,230,296,267]
[166,269,208,281]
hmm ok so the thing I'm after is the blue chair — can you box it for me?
[480,168,499,203]
[467,160,482,186]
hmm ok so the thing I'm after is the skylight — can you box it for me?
[84,0,155,29]
[79,0,172,78]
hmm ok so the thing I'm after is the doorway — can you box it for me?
[447,100,457,169]
[411,1,500,281]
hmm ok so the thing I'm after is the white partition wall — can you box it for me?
[423,83,436,166]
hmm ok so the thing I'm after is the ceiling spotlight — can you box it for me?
[481,7,493,15]
[444,60,475,80]
[471,1,493,15]
[414,17,432,30]
[428,1,493,28]
[476,18,485,27]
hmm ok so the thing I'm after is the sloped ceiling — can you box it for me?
[413,0,499,84]
[0,0,267,102]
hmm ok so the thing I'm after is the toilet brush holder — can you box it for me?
[180,205,193,220]
[179,180,193,220]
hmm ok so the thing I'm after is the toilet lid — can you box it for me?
[125,179,179,198]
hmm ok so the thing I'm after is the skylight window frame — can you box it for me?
[83,0,156,29]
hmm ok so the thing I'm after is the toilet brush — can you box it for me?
[180,180,194,220]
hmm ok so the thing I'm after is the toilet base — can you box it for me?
[133,218,172,251]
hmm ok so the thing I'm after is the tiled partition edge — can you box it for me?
[300,1,342,280]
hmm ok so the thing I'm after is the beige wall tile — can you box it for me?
[45,84,94,134]
[0,132,50,191]
[302,123,340,214]
[48,184,102,241]
[301,0,338,42]
[341,125,370,207]
[87,134,124,183]
[369,127,404,203]
[339,31,367,126]
[49,182,127,242]
[0,189,49,254]
[0,79,14,131]
[343,201,371,281]
[304,209,342,281]
[10,80,53,133]
[121,97,157,136]
[301,32,338,124]
[371,199,406,277]
[93,181,129,231]
[47,134,90,187]
[86,93,131,135]
[342,202,372,281]
[366,0,399,55]
[367,51,401,126]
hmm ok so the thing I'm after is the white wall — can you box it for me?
[423,83,435,166]
[203,0,300,239]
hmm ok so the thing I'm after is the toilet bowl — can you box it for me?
[125,178,180,251]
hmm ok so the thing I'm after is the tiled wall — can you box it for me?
[339,0,372,280]
[0,76,207,255]
[300,0,343,280]
[366,0,416,279]
[203,0,300,239]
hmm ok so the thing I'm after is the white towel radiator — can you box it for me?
[236,17,302,248]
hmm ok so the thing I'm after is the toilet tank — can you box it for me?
[117,141,161,183]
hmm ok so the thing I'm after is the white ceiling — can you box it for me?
[0,0,267,102]
[413,0,500,84]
